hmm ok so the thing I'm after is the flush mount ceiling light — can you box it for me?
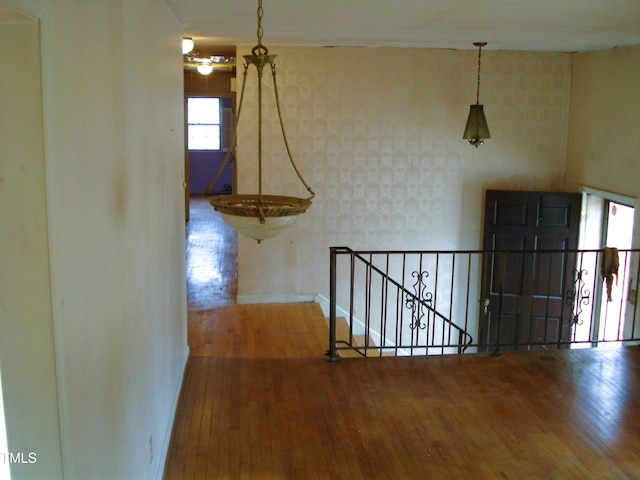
[182,37,235,75]
[182,37,194,55]
[196,61,214,75]
[185,54,236,74]
[463,42,490,148]
[205,0,314,243]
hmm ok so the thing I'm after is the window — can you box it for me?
[187,97,221,150]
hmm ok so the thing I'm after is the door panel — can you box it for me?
[480,190,581,351]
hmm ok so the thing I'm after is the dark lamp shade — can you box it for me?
[463,104,490,147]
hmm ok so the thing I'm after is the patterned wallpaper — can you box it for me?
[234,46,572,299]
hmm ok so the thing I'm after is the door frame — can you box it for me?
[579,186,637,345]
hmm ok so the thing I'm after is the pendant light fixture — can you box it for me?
[204,0,314,243]
[463,42,490,148]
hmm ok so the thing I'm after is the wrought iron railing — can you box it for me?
[328,247,640,361]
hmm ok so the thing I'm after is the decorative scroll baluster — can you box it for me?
[405,271,433,330]
[565,269,591,325]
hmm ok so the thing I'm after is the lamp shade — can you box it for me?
[220,213,303,242]
[463,104,490,147]
[209,194,312,243]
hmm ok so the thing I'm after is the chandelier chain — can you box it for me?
[257,0,264,45]
[476,44,482,105]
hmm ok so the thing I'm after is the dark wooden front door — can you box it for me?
[479,190,582,351]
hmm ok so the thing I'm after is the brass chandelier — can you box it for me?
[463,42,490,147]
[205,0,314,243]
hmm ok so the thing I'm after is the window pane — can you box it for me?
[188,125,220,150]
[188,97,220,124]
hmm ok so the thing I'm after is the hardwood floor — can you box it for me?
[186,196,237,310]
[165,197,640,479]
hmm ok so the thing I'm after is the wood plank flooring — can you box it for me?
[186,197,237,310]
[165,198,640,479]
[167,303,640,479]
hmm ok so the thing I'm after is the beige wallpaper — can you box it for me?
[234,46,572,299]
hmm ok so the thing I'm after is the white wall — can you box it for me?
[0,15,64,480]
[0,362,9,480]
[565,45,640,337]
[1,0,189,479]
[565,45,640,240]
[234,46,573,300]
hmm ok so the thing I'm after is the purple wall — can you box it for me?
[189,151,233,195]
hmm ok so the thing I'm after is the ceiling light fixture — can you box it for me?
[463,42,490,148]
[182,37,195,55]
[204,0,314,243]
[196,61,214,75]
[184,55,236,74]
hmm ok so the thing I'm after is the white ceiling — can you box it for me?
[167,0,640,54]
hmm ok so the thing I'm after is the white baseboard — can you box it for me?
[157,345,190,480]
[237,293,317,304]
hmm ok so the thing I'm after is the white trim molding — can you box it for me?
[581,186,637,207]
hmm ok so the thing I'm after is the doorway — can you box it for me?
[575,188,636,346]
[186,95,234,195]
[183,66,238,309]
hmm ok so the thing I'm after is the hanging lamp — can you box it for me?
[463,42,490,147]
[204,0,314,243]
